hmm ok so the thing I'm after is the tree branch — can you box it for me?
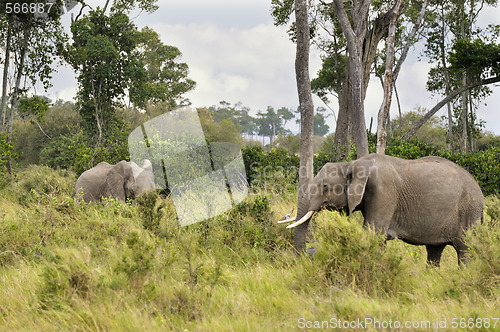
[401,76,500,140]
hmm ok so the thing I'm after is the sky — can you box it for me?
[45,0,500,135]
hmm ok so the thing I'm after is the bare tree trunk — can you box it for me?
[330,0,416,159]
[401,76,500,140]
[332,0,370,158]
[460,71,468,153]
[437,5,454,152]
[377,0,428,153]
[376,0,404,154]
[332,71,351,161]
[294,0,315,253]
[6,30,28,175]
[0,24,12,132]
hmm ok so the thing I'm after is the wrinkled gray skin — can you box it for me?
[75,160,156,202]
[294,154,484,266]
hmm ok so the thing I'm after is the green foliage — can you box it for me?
[17,95,50,122]
[449,38,500,79]
[485,195,500,223]
[0,0,67,92]
[242,145,299,187]
[386,138,439,159]
[11,164,75,207]
[390,108,447,149]
[0,133,18,173]
[13,101,78,168]
[447,147,500,196]
[38,248,93,310]
[198,108,244,146]
[132,26,196,109]
[210,195,292,252]
[314,112,330,136]
[136,190,168,237]
[274,134,300,154]
[311,55,348,102]
[64,8,194,165]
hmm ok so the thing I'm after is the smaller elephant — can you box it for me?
[75,160,156,202]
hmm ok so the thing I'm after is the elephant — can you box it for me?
[75,160,156,202]
[279,154,484,266]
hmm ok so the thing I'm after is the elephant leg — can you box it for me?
[425,244,447,267]
[452,239,470,266]
[362,196,397,238]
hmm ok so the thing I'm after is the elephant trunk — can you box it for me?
[293,191,313,253]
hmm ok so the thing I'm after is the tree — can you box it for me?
[274,0,429,159]
[0,0,67,173]
[314,111,330,136]
[421,0,499,152]
[330,0,371,157]
[134,26,195,109]
[208,101,257,139]
[293,0,315,252]
[391,107,447,148]
[64,5,195,166]
[256,106,289,146]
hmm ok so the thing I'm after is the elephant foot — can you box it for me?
[452,240,470,266]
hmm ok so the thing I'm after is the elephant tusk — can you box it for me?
[277,216,296,224]
[286,211,315,229]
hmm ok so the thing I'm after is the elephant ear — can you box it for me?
[347,159,374,216]
[105,161,132,201]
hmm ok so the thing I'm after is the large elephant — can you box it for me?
[75,160,156,202]
[279,154,484,266]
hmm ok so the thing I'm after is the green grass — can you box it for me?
[0,165,499,331]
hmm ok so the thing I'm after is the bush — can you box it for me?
[463,214,500,296]
[242,145,299,186]
[12,165,76,206]
[448,147,500,196]
[198,195,293,255]
[309,213,408,296]
[386,138,438,159]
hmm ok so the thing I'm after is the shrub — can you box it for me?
[310,213,408,296]
[201,195,293,254]
[449,147,500,196]
[242,145,299,186]
[136,191,172,238]
[386,138,438,159]
[463,215,500,296]
[484,195,500,225]
[12,165,76,206]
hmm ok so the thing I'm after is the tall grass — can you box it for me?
[0,166,498,331]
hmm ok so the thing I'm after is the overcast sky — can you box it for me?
[46,0,500,135]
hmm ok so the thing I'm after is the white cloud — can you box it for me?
[152,22,299,113]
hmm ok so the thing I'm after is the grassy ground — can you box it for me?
[0,165,499,331]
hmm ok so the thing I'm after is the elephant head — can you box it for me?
[75,159,156,202]
[281,158,374,251]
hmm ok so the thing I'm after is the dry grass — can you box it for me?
[0,165,498,331]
